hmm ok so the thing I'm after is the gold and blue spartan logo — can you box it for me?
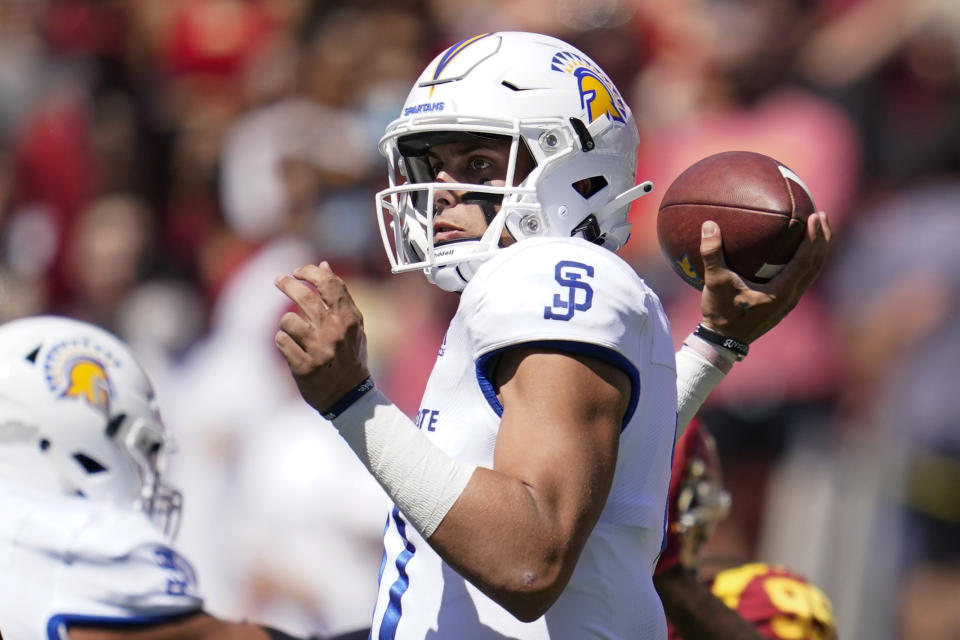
[551,51,627,125]
[43,338,119,415]
[427,32,495,97]
[674,253,704,289]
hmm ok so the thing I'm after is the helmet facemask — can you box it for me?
[376,120,537,291]
[110,411,183,538]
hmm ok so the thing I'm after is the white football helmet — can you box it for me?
[375,31,653,291]
[0,316,181,536]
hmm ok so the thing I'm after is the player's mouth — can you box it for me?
[433,222,468,246]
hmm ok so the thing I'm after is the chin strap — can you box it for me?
[426,210,511,292]
[426,239,485,292]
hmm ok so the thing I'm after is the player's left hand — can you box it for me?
[274,262,371,414]
[698,211,832,343]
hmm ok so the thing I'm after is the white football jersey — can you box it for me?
[370,238,678,639]
[0,479,202,639]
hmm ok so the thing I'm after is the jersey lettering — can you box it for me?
[437,333,447,357]
[415,409,440,432]
[153,546,195,596]
[543,260,594,321]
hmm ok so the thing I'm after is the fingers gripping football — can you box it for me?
[699,212,832,344]
[274,262,371,413]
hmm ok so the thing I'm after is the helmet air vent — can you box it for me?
[571,214,603,244]
[501,81,534,92]
[105,413,126,439]
[569,118,594,151]
[73,453,107,474]
[25,346,40,364]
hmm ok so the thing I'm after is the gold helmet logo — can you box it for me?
[674,254,704,289]
[62,358,111,412]
[552,51,627,125]
[44,340,117,416]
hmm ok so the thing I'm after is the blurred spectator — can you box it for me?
[0,0,47,136]
[218,99,372,248]
[760,179,960,640]
[12,86,100,299]
[163,99,369,623]
[798,0,960,186]
[829,181,960,640]
[626,0,861,561]
[58,193,152,330]
[231,400,391,637]
[0,135,47,321]
[162,6,414,625]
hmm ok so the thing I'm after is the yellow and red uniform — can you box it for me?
[667,562,836,640]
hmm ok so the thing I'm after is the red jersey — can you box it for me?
[668,562,836,639]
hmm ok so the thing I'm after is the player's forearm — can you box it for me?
[328,386,475,538]
[675,331,736,436]
[654,566,767,640]
[428,465,597,621]
[329,385,605,622]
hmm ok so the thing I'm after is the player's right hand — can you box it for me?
[274,262,371,414]
[698,212,832,344]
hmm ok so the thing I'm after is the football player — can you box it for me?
[0,316,312,640]
[654,419,837,639]
[274,31,831,638]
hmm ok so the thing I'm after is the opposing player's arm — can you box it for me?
[429,346,629,621]
[67,612,305,640]
[654,566,767,640]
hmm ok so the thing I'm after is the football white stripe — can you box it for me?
[755,262,786,280]
[778,165,814,203]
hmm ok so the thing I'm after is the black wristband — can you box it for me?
[693,324,749,361]
[321,377,376,420]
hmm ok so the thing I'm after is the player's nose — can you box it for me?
[433,169,461,211]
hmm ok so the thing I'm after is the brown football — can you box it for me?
[657,150,815,290]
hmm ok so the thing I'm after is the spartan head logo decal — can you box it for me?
[44,339,118,415]
[551,51,627,125]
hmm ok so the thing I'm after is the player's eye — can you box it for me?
[467,157,492,172]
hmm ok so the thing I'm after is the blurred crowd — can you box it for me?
[0,0,958,638]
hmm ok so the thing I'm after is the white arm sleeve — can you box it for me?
[675,332,737,440]
[332,388,477,539]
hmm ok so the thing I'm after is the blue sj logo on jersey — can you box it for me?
[544,260,594,321]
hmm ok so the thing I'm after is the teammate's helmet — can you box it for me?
[0,316,181,536]
[670,420,732,567]
[376,31,652,291]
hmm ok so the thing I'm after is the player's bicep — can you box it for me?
[492,347,629,528]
